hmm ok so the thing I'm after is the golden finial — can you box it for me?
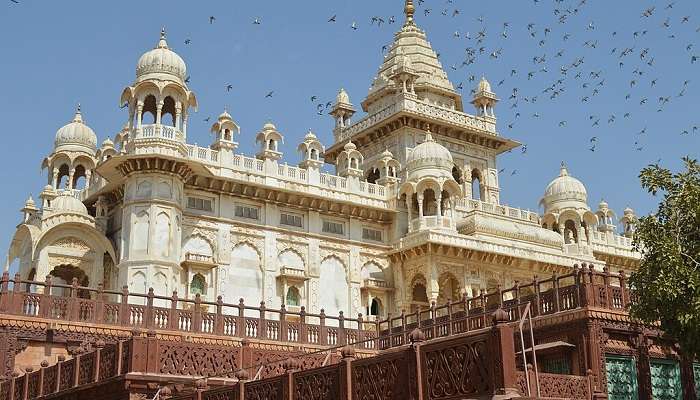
[404,0,415,25]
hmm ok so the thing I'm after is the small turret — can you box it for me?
[21,195,38,223]
[620,206,637,237]
[329,88,356,132]
[297,130,324,169]
[255,122,284,161]
[471,76,498,118]
[336,141,363,178]
[211,108,240,152]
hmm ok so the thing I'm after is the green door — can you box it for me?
[606,355,638,400]
[694,363,700,399]
[650,359,682,400]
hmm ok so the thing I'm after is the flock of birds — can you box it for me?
[10,0,697,169]
[204,0,696,168]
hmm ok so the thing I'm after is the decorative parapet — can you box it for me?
[336,95,498,143]
[454,198,540,225]
[182,252,216,269]
[361,278,392,291]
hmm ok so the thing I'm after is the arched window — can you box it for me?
[72,165,87,190]
[452,166,463,184]
[142,95,157,124]
[162,96,176,126]
[286,286,301,306]
[310,148,318,160]
[224,129,231,141]
[366,168,380,184]
[190,273,206,297]
[268,139,276,151]
[422,189,437,216]
[564,220,578,244]
[471,169,482,200]
[57,164,70,189]
[412,282,428,303]
[369,298,382,317]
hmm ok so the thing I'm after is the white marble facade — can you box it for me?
[6,3,640,322]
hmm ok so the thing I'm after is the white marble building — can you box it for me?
[6,1,639,322]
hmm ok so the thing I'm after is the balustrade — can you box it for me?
[0,263,630,355]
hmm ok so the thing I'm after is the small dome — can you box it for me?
[136,28,187,84]
[623,206,634,215]
[101,137,114,148]
[24,195,36,209]
[43,184,54,192]
[477,76,492,93]
[263,122,277,130]
[344,141,357,151]
[55,106,97,153]
[542,163,588,213]
[381,148,394,159]
[406,131,453,166]
[336,88,351,105]
[598,199,609,210]
[52,192,88,215]
[218,109,232,121]
[304,130,317,140]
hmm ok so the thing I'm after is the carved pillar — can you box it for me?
[156,101,163,125]
[136,103,143,130]
[67,169,75,190]
[84,170,91,190]
[175,103,182,130]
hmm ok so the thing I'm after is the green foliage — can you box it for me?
[629,157,700,358]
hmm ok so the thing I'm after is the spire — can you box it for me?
[404,0,415,25]
[559,161,568,176]
[72,103,83,123]
[157,27,168,49]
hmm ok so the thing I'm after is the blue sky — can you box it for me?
[1,0,698,255]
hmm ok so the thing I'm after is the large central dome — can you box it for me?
[136,29,187,84]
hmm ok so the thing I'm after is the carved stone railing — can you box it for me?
[133,124,185,142]
[187,144,219,164]
[337,95,498,143]
[454,197,540,224]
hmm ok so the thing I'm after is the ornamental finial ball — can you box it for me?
[404,0,415,24]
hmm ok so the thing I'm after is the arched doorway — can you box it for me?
[49,264,89,298]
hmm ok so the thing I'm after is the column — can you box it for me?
[67,169,75,190]
[156,101,163,125]
[405,196,412,222]
[182,109,188,138]
[417,194,424,218]
[52,169,58,188]
[136,103,144,130]
[175,103,182,130]
[85,170,91,190]
[436,192,442,217]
